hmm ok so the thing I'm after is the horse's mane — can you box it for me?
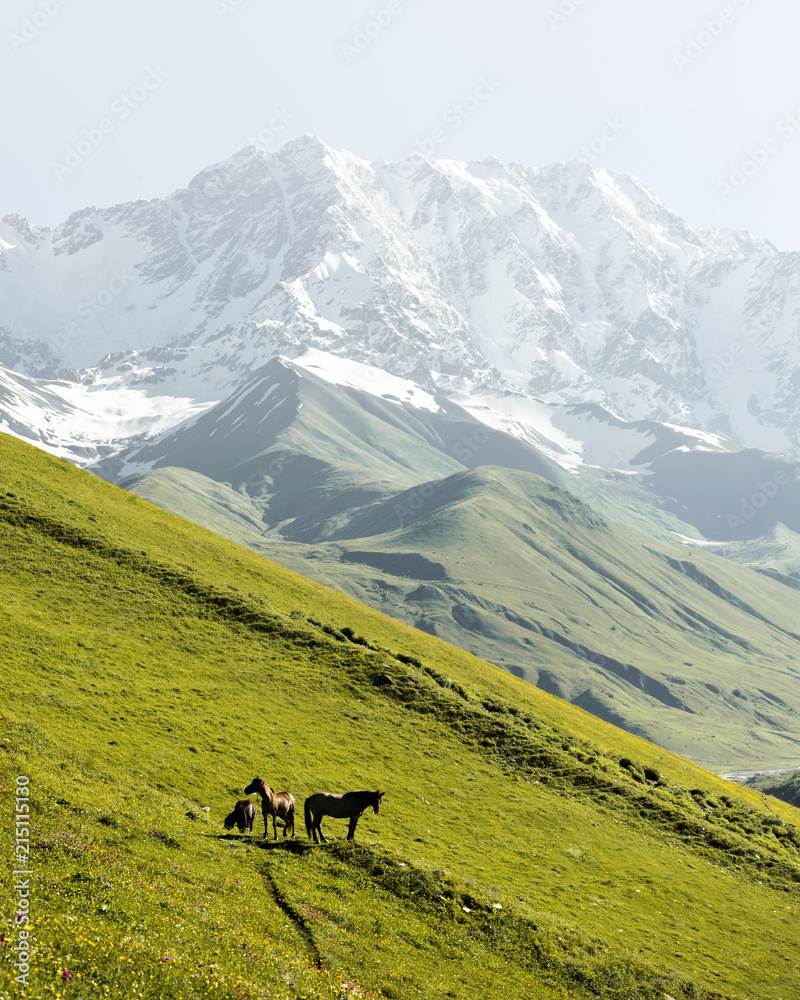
[247,776,273,794]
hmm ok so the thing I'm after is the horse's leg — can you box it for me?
[347,815,359,841]
[316,815,327,844]
[272,808,277,841]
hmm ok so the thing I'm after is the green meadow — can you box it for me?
[2,432,800,999]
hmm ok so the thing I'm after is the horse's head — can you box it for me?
[243,778,261,796]
[223,812,236,830]
[373,791,385,813]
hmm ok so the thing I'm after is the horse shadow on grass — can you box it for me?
[216,832,312,856]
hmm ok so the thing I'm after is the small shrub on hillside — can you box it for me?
[322,624,348,642]
[619,758,646,782]
[341,626,378,649]
[394,652,424,668]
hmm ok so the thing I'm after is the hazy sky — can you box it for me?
[4,0,800,249]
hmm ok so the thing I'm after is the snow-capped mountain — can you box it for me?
[7,138,800,749]
[2,134,800,463]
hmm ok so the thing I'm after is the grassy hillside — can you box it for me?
[132,462,800,770]
[3,432,800,1000]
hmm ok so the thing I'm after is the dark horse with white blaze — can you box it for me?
[244,777,296,839]
[304,790,385,843]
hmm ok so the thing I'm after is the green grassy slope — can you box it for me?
[3,432,800,1000]
[132,461,800,770]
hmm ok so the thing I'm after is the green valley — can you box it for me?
[93,357,800,769]
[128,458,800,770]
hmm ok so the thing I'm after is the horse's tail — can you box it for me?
[304,796,313,839]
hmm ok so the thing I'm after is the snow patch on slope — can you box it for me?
[293,347,439,412]
[0,363,212,465]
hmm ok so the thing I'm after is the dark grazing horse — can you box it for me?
[244,778,295,839]
[224,800,256,833]
[304,790,384,843]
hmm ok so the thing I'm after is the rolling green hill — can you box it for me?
[130,460,800,770]
[3,431,800,999]
[100,359,800,769]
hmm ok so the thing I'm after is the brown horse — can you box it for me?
[275,791,296,838]
[304,790,384,843]
[224,800,256,833]
[244,778,295,839]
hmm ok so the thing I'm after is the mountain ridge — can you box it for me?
[2,135,800,457]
